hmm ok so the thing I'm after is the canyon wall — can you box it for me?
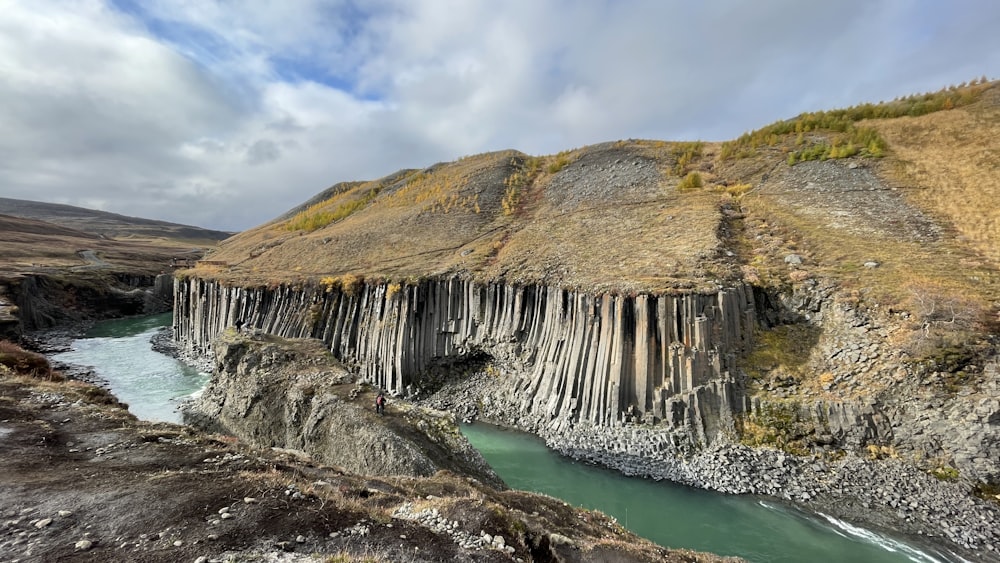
[1,272,172,334]
[174,277,757,444]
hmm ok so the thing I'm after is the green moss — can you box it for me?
[931,466,961,481]
[738,400,812,455]
[743,324,821,382]
[974,481,1000,502]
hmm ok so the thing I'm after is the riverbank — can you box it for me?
[416,371,1000,562]
[1,338,737,563]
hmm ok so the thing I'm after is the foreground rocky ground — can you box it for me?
[0,346,737,563]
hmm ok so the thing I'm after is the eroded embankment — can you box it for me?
[0,271,174,337]
[2,360,721,563]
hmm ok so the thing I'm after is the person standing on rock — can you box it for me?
[375,391,386,415]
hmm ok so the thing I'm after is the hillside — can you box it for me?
[0,213,206,276]
[197,81,1000,313]
[0,197,232,244]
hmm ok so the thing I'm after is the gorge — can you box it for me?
[4,80,1000,562]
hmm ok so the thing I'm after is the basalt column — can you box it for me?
[175,278,756,431]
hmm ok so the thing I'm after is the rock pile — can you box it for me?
[391,501,516,555]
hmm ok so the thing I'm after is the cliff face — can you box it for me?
[175,274,1000,486]
[175,277,757,448]
[169,85,1000,492]
[1,272,174,334]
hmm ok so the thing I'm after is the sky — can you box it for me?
[1,1,998,232]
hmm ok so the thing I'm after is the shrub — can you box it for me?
[546,151,572,174]
[676,171,703,192]
[286,186,381,232]
[385,282,402,300]
[722,183,753,198]
[931,466,961,481]
[340,273,363,296]
[502,157,542,216]
[0,341,58,380]
[738,401,811,454]
[671,141,704,175]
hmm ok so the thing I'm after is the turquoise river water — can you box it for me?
[51,314,956,562]
[52,312,209,423]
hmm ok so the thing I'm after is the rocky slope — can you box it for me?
[183,330,503,486]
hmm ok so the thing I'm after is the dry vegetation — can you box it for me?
[711,80,1000,402]
[194,141,730,293]
[190,80,1000,352]
[0,213,212,275]
[0,341,59,380]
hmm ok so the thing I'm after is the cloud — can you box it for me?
[1,0,998,231]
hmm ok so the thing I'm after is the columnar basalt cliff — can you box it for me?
[175,277,757,446]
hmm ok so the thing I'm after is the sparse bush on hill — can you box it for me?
[671,141,704,175]
[546,150,573,174]
[502,156,542,216]
[286,184,381,232]
[721,80,991,163]
[382,169,482,214]
[676,171,703,192]
[900,282,993,377]
[720,183,753,198]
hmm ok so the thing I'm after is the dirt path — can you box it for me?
[70,250,112,271]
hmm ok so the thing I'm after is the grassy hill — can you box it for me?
[0,199,233,276]
[0,197,232,244]
[196,80,999,303]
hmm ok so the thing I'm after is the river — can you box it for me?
[51,312,209,423]
[51,313,952,562]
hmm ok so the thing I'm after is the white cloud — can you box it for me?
[0,0,998,230]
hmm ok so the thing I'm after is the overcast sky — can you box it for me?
[1,1,998,231]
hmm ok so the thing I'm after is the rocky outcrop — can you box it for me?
[174,277,757,449]
[754,279,1000,485]
[174,273,1000,486]
[183,331,502,486]
[143,273,174,314]
[1,272,171,334]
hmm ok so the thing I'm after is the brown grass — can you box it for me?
[873,87,1000,266]
[194,143,732,293]
[0,341,60,380]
